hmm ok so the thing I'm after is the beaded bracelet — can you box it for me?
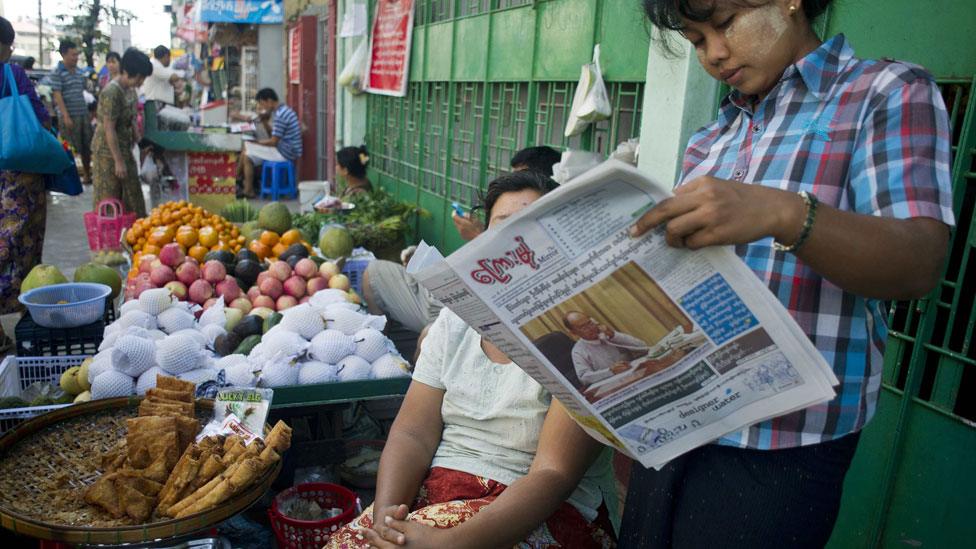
[773,191,818,253]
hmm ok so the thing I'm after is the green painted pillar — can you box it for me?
[636,33,718,188]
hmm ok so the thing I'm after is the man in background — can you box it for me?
[452,146,561,240]
[236,88,302,198]
[141,46,184,104]
[49,40,92,185]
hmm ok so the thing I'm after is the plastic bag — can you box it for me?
[338,39,369,95]
[564,44,612,137]
[552,150,605,184]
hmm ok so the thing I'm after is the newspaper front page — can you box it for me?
[408,160,838,469]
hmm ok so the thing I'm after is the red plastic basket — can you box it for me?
[268,483,360,548]
[83,199,137,252]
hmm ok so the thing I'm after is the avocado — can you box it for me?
[279,243,309,263]
[237,249,259,263]
[235,259,262,288]
[263,312,283,334]
[214,332,243,357]
[233,335,263,356]
[233,315,264,339]
[205,250,236,265]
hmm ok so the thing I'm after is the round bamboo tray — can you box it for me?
[0,396,281,545]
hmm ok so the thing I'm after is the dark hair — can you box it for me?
[106,51,121,63]
[121,48,153,78]
[0,16,14,46]
[483,170,559,225]
[336,146,369,178]
[22,56,35,70]
[642,0,832,31]
[153,45,170,60]
[256,87,279,102]
[510,146,561,175]
[59,39,77,55]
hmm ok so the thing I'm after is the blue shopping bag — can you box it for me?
[0,63,73,174]
[44,142,83,195]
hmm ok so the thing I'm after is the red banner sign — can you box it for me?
[365,0,415,97]
[188,152,237,213]
[289,26,301,85]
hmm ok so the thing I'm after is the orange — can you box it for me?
[149,226,174,246]
[280,229,303,246]
[143,244,161,256]
[271,242,288,258]
[259,231,280,247]
[198,226,219,248]
[126,230,138,245]
[188,245,208,263]
[248,240,271,260]
[176,225,198,248]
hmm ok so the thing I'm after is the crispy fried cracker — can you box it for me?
[174,416,200,455]
[126,416,177,468]
[84,473,124,518]
[117,482,156,522]
[156,375,196,394]
[146,387,193,403]
[115,470,163,497]
[157,448,201,512]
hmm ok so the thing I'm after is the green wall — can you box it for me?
[365,0,650,253]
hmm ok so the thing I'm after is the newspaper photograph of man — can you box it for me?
[521,262,708,404]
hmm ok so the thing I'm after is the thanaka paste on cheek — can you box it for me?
[725,3,789,61]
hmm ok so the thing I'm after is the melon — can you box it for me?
[20,264,68,294]
[257,202,292,234]
[318,226,354,259]
[74,262,122,299]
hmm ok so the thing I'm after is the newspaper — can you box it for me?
[407,160,838,469]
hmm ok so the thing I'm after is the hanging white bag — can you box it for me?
[564,44,612,137]
[338,39,370,95]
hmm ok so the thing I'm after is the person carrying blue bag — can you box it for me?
[0,16,73,353]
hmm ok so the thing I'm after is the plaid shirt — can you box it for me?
[681,35,955,449]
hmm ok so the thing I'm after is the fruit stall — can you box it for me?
[142,100,243,214]
[0,193,427,546]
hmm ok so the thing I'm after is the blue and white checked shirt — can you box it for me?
[681,35,956,449]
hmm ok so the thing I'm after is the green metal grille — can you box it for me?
[366,79,644,249]
[417,0,538,23]
[884,78,976,422]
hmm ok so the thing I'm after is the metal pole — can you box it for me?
[38,0,42,68]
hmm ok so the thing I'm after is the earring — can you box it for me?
[789,5,798,14]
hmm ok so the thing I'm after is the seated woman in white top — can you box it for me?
[326,171,617,548]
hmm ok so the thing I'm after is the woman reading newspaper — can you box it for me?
[623,0,955,546]
[326,170,618,548]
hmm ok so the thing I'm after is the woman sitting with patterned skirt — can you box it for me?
[326,171,617,549]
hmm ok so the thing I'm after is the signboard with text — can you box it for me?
[199,0,284,24]
[289,26,301,85]
[188,152,237,213]
[365,0,415,97]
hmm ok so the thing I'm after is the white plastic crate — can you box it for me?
[0,404,71,436]
[0,356,20,398]
[15,355,90,392]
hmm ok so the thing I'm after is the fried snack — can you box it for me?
[162,460,243,518]
[157,448,202,512]
[198,435,225,454]
[264,421,293,454]
[84,473,124,518]
[127,416,178,468]
[242,438,265,459]
[175,458,263,518]
[222,434,243,454]
[146,387,193,403]
[156,375,195,394]
[174,416,200,455]
[223,439,247,464]
[118,483,156,522]
[181,454,225,497]
[139,398,194,418]
[115,470,163,497]
[100,442,128,473]
[138,453,172,484]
